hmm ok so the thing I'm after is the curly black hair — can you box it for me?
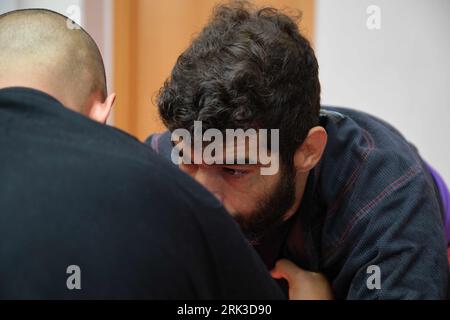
[158,1,321,165]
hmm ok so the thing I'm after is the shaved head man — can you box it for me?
[0,9,284,299]
[0,9,115,122]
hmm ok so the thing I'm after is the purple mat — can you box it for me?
[426,162,450,244]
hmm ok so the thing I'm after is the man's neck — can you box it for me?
[282,171,310,222]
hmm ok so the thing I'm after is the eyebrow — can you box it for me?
[170,140,263,166]
[222,158,262,167]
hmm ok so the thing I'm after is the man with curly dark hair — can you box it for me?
[148,1,450,299]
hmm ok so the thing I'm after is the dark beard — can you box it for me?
[233,164,297,244]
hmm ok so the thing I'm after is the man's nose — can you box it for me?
[194,168,224,202]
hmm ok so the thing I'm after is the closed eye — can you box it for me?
[222,167,249,177]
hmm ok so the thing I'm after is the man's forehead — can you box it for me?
[171,125,280,174]
[175,138,272,165]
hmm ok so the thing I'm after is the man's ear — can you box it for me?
[293,126,327,173]
[88,92,116,124]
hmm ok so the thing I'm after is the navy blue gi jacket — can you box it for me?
[147,106,450,299]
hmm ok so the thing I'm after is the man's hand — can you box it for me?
[271,259,334,300]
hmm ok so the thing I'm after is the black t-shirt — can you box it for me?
[0,87,284,299]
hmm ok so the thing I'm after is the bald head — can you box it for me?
[0,9,107,113]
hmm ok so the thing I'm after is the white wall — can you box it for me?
[0,0,85,24]
[84,0,114,94]
[315,0,450,183]
[0,0,19,13]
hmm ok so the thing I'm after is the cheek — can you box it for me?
[235,173,284,215]
[222,178,272,216]
[222,190,258,216]
[179,164,194,176]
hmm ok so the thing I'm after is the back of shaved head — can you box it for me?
[0,9,107,111]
